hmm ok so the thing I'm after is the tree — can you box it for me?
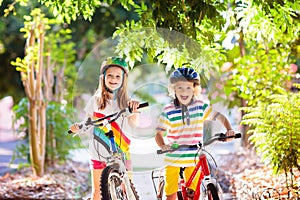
[11,9,49,176]
[11,8,78,176]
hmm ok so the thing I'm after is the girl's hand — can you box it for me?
[128,100,140,113]
[70,124,80,133]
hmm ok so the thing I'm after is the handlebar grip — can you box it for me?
[128,102,149,113]
[138,102,149,109]
[217,132,242,141]
[157,149,170,154]
[157,150,163,154]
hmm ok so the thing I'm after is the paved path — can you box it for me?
[0,132,27,175]
[76,138,241,200]
[1,125,241,200]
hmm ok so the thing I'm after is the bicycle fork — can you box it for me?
[106,129,137,199]
[183,154,214,200]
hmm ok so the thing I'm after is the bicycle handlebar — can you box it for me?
[157,133,241,154]
[68,102,149,134]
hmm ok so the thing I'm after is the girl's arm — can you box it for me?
[127,100,140,127]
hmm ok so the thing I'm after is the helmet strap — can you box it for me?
[174,96,180,108]
[174,95,193,126]
[104,84,113,94]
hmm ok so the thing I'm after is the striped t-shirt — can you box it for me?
[156,99,216,167]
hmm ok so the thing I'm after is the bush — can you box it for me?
[12,98,82,166]
[241,85,300,187]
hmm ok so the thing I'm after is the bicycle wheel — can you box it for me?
[206,183,220,200]
[100,166,140,200]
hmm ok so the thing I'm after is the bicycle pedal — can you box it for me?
[186,188,195,198]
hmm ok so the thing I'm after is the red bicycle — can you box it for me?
[153,132,241,200]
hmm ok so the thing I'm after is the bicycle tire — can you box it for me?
[207,183,220,200]
[100,166,140,200]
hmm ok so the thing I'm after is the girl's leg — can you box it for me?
[91,168,103,200]
[91,159,106,200]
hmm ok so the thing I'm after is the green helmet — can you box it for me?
[100,57,129,75]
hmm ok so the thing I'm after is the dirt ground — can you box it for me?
[0,147,299,200]
[217,147,300,200]
[0,161,90,199]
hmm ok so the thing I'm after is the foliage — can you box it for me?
[12,98,82,165]
[230,48,292,107]
[11,97,30,165]
[46,101,82,163]
[241,85,300,187]
[226,0,299,103]
[114,24,217,76]
[44,25,77,102]
[37,0,135,23]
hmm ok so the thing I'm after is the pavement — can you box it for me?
[0,129,28,176]
[71,137,242,200]
[0,125,242,200]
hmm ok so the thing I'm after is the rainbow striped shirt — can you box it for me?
[93,112,131,154]
[156,99,216,167]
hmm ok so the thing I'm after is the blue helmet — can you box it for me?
[169,67,200,85]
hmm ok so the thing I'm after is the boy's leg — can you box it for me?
[164,166,180,200]
[184,166,201,199]
[166,193,177,200]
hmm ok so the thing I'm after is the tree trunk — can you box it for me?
[238,30,250,147]
[22,11,47,177]
[28,99,46,176]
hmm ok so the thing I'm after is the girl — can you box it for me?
[70,57,140,200]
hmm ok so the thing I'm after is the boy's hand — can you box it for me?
[161,144,171,151]
[225,130,235,141]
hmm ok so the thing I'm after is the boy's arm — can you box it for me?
[155,131,165,147]
[215,113,235,140]
[155,130,171,151]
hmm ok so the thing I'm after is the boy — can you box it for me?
[155,67,235,200]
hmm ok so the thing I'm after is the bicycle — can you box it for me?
[152,132,241,200]
[69,102,149,200]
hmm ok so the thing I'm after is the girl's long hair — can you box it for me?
[96,74,129,110]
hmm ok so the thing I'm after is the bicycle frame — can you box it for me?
[154,133,241,200]
[70,102,149,200]
[181,153,213,200]
[95,119,137,199]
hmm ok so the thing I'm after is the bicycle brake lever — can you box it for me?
[85,117,93,126]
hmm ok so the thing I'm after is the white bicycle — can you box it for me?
[69,102,149,200]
